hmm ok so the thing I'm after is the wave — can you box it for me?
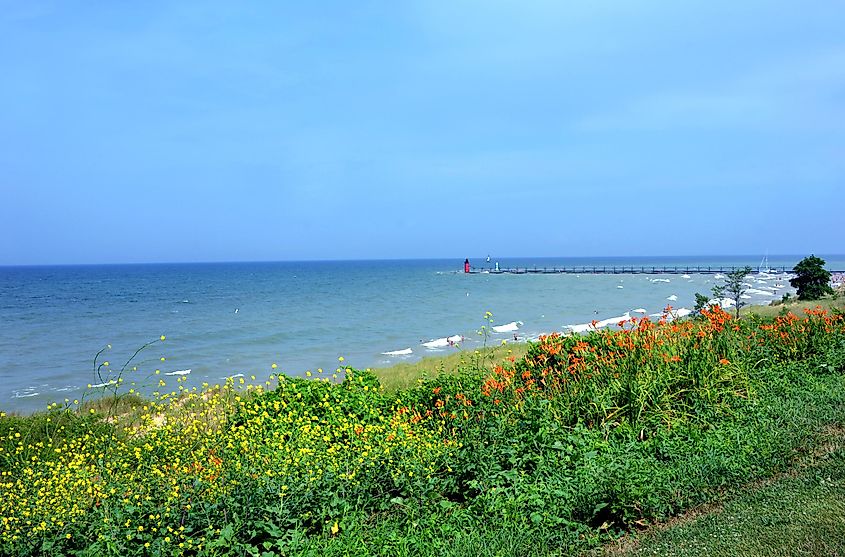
[165,369,192,376]
[667,294,678,301]
[421,335,464,349]
[651,278,671,283]
[746,288,775,296]
[382,348,413,356]
[12,390,40,398]
[492,321,522,333]
[595,312,630,328]
[422,338,449,349]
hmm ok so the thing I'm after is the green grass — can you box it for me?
[607,436,845,557]
[371,341,529,392]
[742,290,844,319]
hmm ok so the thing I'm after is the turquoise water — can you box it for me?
[1,255,842,413]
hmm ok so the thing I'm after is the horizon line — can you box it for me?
[3,253,843,269]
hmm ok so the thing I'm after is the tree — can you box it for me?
[790,255,833,300]
[693,292,711,314]
[712,266,752,318]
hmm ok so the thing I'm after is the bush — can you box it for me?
[791,255,834,300]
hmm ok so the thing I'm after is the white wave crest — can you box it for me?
[382,348,413,356]
[492,321,522,333]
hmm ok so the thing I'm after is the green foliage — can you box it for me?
[791,254,834,300]
[712,266,752,318]
[693,292,710,313]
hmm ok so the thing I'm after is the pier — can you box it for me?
[468,265,795,275]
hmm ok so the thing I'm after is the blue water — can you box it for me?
[2,255,843,413]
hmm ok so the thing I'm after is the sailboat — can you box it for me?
[758,253,770,274]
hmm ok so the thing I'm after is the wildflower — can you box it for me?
[271,363,278,369]
[338,356,345,362]
[719,358,731,365]
[331,521,339,535]
[160,335,166,341]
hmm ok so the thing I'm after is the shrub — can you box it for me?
[791,255,834,300]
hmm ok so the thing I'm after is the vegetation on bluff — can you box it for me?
[1,301,844,556]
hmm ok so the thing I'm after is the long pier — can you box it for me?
[469,265,794,275]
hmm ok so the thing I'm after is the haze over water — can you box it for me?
[2,254,842,414]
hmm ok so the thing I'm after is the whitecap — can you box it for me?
[595,312,630,328]
[714,274,726,280]
[422,338,450,349]
[565,323,593,333]
[631,308,648,314]
[682,274,691,279]
[709,297,736,308]
[492,321,522,333]
[651,278,670,283]
[382,348,413,356]
[165,369,192,376]
[13,390,40,398]
[89,380,117,389]
[667,294,678,301]
[617,285,624,289]
[746,288,775,296]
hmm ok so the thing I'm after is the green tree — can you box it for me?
[790,255,833,300]
[712,266,752,318]
[693,292,711,314]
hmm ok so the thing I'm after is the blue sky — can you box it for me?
[1,1,843,265]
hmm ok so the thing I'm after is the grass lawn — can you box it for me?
[604,430,845,557]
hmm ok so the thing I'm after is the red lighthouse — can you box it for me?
[464,259,470,273]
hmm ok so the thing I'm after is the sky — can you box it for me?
[1,1,843,265]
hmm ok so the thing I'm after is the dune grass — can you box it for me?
[742,290,844,320]
[371,341,530,392]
